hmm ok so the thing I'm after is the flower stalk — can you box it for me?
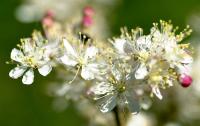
[113,107,121,126]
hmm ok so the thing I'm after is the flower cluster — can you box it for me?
[9,19,193,114]
[88,21,193,113]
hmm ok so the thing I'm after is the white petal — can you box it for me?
[10,48,24,62]
[123,41,133,54]
[176,64,192,74]
[38,64,52,76]
[90,82,114,95]
[81,66,95,80]
[111,65,122,81]
[9,66,27,79]
[152,86,163,100]
[125,92,140,114]
[87,63,101,73]
[22,38,34,54]
[113,38,126,54]
[22,69,34,85]
[82,63,105,80]
[96,94,117,113]
[63,39,78,57]
[180,52,193,64]
[60,55,78,66]
[136,36,151,50]
[135,63,148,79]
[84,46,98,60]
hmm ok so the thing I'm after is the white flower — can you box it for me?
[60,38,103,80]
[9,32,52,85]
[89,64,140,114]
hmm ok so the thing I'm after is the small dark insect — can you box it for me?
[78,33,93,45]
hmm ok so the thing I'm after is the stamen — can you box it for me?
[67,66,81,84]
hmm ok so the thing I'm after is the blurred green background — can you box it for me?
[1,0,200,126]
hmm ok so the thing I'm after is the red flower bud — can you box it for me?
[45,10,55,18]
[82,15,93,27]
[179,74,193,88]
[83,6,94,17]
[42,17,54,27]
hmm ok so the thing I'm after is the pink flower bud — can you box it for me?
[83,6,94,16]
[45,10,55,18]
[82,15,93,27]
[179,74,193,88]
[42,17,54,27]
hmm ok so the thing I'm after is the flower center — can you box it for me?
[78,57,86,66]
[24,56,37,68]
[117,84,126,93]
